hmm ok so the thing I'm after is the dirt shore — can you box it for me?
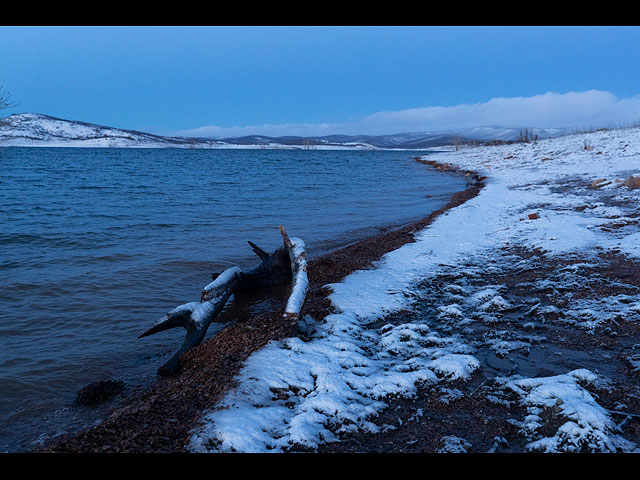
[314,248,640,453]
[39,161,483,453]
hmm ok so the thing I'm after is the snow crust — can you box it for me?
[187,126,640,452]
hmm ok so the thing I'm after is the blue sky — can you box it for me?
[2,26,640,137]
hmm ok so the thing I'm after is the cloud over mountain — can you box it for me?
[175,90,640,138]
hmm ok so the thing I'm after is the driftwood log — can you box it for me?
[139,225,308,376]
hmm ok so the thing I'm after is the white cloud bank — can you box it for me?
[175,90,640,138]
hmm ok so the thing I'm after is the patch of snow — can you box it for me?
[438,435,471,453]
[187,311,478,452]
[497,369,636,452]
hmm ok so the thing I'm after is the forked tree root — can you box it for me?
[139,226,308,376]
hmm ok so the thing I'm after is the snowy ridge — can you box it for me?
[0,113,374,149]
[1,112,573,150]
[186,125,640,453]
[0,113,228,148]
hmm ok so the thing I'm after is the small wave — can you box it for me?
[70,253,136,266]
[0,233,49,246]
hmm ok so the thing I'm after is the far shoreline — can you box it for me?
[0,143,457,152]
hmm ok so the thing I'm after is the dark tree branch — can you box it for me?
[0,87,16,111]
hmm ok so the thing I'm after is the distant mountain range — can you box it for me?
[0,113,574,150]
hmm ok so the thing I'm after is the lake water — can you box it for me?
[0,147,465,452]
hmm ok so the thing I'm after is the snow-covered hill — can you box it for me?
[0,113,229,148]
[0,113,378,149]
[0,112,574,150]
[446,125,569,141]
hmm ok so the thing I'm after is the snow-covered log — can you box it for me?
[280,225,308,321]
[139,226,308,376]
[139,267,242,376]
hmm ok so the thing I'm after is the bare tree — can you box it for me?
[0,86,16,147]
[0,86,16,111]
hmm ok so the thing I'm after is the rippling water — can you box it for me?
[0,147,465,451]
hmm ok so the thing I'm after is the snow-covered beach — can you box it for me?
[186,126,640,453]
[43,125,640,453]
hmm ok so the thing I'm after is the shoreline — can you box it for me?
[38,160,483,453]
[180,127,640,453]
[312,130,640,453]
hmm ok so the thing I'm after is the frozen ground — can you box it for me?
[186,126,640,453]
